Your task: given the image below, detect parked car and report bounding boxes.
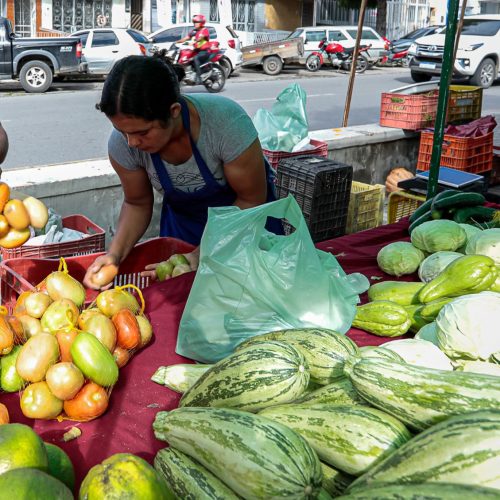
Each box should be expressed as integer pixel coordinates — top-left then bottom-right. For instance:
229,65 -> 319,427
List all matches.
391,25 -> 444,49
148,23 -> 243,77
408,14 -> 500,88
0,16 -> 87,92
287,25 -> 389,65
70,28 -> 153,76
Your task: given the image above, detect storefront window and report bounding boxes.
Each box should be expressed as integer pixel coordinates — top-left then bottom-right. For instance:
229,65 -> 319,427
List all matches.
53,0 -> 113,33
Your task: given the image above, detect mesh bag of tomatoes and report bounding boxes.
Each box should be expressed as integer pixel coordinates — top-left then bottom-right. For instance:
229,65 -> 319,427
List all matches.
3,258 -> 153,422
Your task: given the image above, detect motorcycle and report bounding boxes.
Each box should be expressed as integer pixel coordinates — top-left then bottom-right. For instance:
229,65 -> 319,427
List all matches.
385,44 -> 411,67
305,38 -> 371,73
154,41 -> 226,93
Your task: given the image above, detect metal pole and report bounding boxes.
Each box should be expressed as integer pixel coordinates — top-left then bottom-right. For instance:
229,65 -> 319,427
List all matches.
426,0 -> 461,199
342,0 -> 369,127
451,0 -> 467,76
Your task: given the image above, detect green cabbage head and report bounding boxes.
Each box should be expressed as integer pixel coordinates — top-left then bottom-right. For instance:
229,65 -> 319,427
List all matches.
436,292 -> 500,361
457,223 -> 482,253
377,242 -> 425,277
465,228 -> 500,265
418,251 -> 463,283
411,220 -> 466,252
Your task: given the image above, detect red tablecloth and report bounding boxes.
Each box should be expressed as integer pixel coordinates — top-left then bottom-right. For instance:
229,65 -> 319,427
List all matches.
2,218 -> 413,494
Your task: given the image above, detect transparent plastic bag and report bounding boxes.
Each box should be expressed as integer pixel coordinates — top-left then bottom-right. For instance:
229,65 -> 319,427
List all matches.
253,83 -> 309,152
177,196 -> 368,363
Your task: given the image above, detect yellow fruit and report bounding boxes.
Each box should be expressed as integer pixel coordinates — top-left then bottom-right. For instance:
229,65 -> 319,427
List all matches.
0,182 -> 10,213
3,199 -> 30,230
0,227 -> 30,249
22,197 -> 49,229
0,215 -> 9,238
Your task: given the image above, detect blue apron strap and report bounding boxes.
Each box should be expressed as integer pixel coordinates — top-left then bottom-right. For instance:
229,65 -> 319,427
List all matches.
180,98 -> 217,186
151,152 -> 175,195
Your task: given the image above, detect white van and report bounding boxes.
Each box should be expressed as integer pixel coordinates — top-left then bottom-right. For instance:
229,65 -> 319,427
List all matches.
287,25 -> 389,65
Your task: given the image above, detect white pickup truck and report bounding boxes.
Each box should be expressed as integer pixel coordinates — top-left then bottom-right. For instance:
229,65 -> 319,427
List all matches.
408,14 -> 500,88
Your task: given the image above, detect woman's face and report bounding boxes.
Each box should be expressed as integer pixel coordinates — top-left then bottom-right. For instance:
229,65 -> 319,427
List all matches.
110,113 -> 177,153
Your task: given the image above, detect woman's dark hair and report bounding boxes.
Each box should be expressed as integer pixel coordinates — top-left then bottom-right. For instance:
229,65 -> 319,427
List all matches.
97,54 -> 185,124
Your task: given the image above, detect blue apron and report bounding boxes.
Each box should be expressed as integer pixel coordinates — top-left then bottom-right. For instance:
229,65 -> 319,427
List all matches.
151,98 -> 282,245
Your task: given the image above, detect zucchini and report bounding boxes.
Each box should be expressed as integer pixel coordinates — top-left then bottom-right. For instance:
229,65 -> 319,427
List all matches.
408,199 -> 434,224
348,410 -> 500,492
339,482 -> 500,499
151,364 -> 212,393
345,357 -> 500,431
408,210 -> 433,234
236,328 -> 359,385
179,341 -> 310,412
433,191 -> 486,211
453,206 -> 497,224
295,377 -> 366,406
154,447 -> 239,499
153,407 -> 323,499
259,404 -> 411,476
320,462 -> 354,497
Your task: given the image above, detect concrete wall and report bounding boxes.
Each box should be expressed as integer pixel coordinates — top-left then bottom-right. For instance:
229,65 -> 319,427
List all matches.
2,124 -> 419,247
264,0 -> 302,31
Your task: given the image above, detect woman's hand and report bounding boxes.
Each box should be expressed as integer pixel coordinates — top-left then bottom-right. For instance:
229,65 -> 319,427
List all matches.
83,253 -> 120,291
140,248 -> 200,281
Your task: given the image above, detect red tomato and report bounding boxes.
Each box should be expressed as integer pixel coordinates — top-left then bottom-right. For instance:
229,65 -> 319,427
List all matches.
112,309 -> 141,350
63,382 -> 109,421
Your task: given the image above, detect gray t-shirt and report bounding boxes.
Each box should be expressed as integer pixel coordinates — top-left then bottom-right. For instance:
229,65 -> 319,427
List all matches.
108,94 -> 258,194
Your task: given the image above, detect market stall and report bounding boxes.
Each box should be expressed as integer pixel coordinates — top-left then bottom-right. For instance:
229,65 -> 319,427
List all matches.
2,218 -> 413,491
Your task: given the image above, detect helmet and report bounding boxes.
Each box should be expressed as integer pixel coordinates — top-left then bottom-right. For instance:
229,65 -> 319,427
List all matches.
192,14 -> 206,26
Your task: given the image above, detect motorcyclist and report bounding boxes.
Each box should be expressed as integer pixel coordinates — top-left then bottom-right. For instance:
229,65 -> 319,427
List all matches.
177,14 -> 210,84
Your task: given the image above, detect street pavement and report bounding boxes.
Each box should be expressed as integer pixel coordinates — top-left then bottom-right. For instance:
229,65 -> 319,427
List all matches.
1,65 -> 499,170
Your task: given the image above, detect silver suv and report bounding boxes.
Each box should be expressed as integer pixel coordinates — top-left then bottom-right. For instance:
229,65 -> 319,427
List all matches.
409,15 -> 500,88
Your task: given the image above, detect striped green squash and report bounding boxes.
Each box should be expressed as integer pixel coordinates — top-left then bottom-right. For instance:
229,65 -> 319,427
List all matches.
317,488 -> 334,499
151,364 -> 212,393
259,404 -> 411,476
179,341 -> 309,412
339,482 -> 500,499
236,328 -> 359,385
349,410 -> 500,492
359,346 -> 405,363
492,352 -> 500,364
295,378 -> 366,406
154,447 -> 239,499
345,357 -> 500,431
153,407 -> 322,499
320,462 -> 354,497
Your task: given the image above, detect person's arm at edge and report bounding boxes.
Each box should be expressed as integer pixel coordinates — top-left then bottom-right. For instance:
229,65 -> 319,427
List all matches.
107,155 -> 155,263
224,138 -> 268,209
0,123 -> 9,164
83,156 -> 154,289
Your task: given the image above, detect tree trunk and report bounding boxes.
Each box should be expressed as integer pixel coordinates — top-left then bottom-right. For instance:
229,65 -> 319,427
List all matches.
376,0 -> 387,37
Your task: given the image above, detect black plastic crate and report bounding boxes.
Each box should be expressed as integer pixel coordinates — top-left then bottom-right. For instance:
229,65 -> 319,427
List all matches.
276,155 -> 353,242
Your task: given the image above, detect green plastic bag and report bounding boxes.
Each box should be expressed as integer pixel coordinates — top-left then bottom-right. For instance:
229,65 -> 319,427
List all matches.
253,83 -> 309,152
176,196 -> 368,364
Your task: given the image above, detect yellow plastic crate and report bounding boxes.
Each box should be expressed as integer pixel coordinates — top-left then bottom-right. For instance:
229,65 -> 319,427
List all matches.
346,181 -> 385,234
447,85 -> 483,124
388,191 -> 426,224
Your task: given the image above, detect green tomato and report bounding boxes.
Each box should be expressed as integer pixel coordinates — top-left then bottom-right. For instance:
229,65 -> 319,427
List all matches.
156,261 -> 174,281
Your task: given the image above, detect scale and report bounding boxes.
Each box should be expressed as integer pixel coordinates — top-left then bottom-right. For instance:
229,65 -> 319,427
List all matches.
398,167 -> 489,196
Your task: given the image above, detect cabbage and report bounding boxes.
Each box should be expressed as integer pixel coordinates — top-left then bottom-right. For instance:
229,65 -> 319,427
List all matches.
411,220 -> 466,253
436,292 -> 500,361
465,228 -> 500,265
455,360 -> 500,376
414,322 -> 439,346
457,223 -> 482,253
418,251 -> 462,283
377,242 -> 425,277
381,338 -> 453,370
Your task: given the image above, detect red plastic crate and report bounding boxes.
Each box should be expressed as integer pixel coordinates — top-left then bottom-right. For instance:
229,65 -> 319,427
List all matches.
380,90 -> 438,130
0,214 -> 105,260
491,146 -> 500,186
263,139 -> 328,170
416,130 -> 494,174
0,237 -> 194,312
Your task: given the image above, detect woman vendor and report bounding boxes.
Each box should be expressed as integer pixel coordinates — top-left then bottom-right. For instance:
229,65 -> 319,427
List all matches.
84,55 -> 280,289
